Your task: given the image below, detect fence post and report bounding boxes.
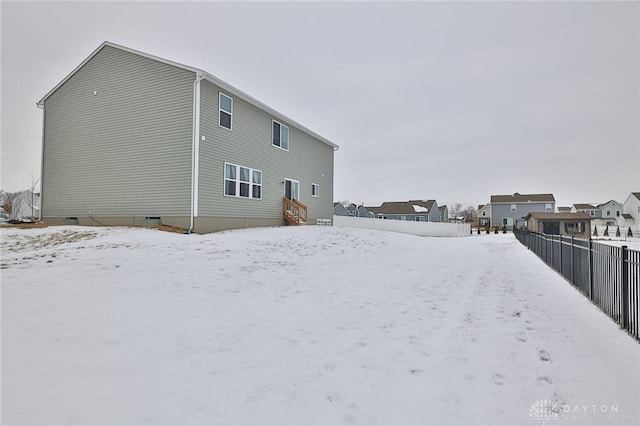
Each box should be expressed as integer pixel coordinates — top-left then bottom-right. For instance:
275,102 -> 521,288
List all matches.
588,239 -> 593,300
558,235 -> 562,274
571,236 -> 574,285
621,245 -> 629,330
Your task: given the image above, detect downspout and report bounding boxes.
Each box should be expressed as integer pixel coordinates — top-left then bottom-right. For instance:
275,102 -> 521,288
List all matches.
36,101 -> 45,221
189,72 -> 206,233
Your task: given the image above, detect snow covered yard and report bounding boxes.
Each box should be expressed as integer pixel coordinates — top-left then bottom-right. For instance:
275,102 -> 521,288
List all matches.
2,225 -> 639,425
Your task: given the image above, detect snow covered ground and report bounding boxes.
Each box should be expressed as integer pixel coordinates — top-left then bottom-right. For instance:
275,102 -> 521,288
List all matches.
2,225 -> 639,425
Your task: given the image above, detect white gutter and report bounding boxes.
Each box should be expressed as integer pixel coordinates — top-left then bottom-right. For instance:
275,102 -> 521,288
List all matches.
36,102 -> 45,221
189,72 -> 206,233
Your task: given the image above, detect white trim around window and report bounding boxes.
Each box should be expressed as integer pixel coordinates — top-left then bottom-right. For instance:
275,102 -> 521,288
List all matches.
219,92 -> 233,130
311,183 -> 319,197
224,162 -> 262,199
272,120 -> 289,151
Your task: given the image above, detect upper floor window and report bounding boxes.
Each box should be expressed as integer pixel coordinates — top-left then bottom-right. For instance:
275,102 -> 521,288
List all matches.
219,93 -> 233,130
482,211 -> 486,216
272,120 -> 289,150
545,204 -> 552,212
311,183 -> 319,197
511,204 -> 517,213
224,162 -> 261,199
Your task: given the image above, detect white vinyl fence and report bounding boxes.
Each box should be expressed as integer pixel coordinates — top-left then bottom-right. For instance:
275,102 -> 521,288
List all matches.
333,215 -> 470,237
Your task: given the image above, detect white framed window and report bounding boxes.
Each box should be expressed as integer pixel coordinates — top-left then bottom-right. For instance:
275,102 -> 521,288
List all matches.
272,120 -> 289,150
511,204 -> 517,213
311,183 -> 319,197
219,92 -> 233,130
545,204 -> 552,212
224,162 -> 261,199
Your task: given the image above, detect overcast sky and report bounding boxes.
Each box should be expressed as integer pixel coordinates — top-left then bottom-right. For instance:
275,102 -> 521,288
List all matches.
2,1 -> 638,209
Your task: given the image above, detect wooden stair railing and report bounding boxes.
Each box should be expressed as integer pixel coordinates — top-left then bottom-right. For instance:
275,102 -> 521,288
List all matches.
283,197 -> 308,225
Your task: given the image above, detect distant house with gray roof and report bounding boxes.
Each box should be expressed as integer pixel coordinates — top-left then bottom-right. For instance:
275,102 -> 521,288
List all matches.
334,203 -> 374,218
489,192 -> 555,230
570,204 -> 601,218
367,200 -> 443,222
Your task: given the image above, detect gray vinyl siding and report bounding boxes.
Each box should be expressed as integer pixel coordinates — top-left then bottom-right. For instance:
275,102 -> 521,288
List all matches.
198,80 -> 334,221
42,45 -> 195,218
491,202 -> 554,228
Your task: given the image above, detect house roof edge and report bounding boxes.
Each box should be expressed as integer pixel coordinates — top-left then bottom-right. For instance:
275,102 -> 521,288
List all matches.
37,41 -> 339,150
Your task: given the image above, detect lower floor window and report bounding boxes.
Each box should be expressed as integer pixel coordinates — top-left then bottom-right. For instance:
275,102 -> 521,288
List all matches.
224,162 -> 262,199
565,222 -> 585,234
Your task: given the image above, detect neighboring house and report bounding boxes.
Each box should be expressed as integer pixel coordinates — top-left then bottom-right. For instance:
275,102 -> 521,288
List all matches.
347,204 -> 374,218
622,192 -> 640,226
477,204 -> 491,227
489,193 -> 555,230
333,203 -> 350,217
367,200 -> 443,222
439,205 -> 449,223
525,212 -> 592,239
621,213 -> 635,228
334,203 -> 374,218
37,42 -> 337,233
596,200 -> 623,226
571,204 -> 601,218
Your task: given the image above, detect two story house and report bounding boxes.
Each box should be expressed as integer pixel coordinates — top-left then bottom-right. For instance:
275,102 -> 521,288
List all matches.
37,42 -> 337,233
570,204 -> 601,218
596,200 -> 624,226
477,204 -> 491,227
489,193 -> 555,230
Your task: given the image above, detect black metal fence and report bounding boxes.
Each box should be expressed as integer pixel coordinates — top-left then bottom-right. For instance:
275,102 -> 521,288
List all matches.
513,229 -> 640,341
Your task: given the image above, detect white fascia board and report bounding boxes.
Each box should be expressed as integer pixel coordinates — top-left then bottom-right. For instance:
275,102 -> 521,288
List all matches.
202,72 -> 338,150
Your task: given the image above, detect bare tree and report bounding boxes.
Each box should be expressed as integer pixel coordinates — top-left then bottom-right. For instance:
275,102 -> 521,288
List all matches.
0,192 -> 21,220
28,174 -> 41,219
460,205 -> 477,223
449,203 -> 477,223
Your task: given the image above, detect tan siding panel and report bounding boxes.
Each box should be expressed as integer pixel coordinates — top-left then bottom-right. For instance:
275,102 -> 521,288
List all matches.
198,80 -> 334,221
42,46 -> 195,218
